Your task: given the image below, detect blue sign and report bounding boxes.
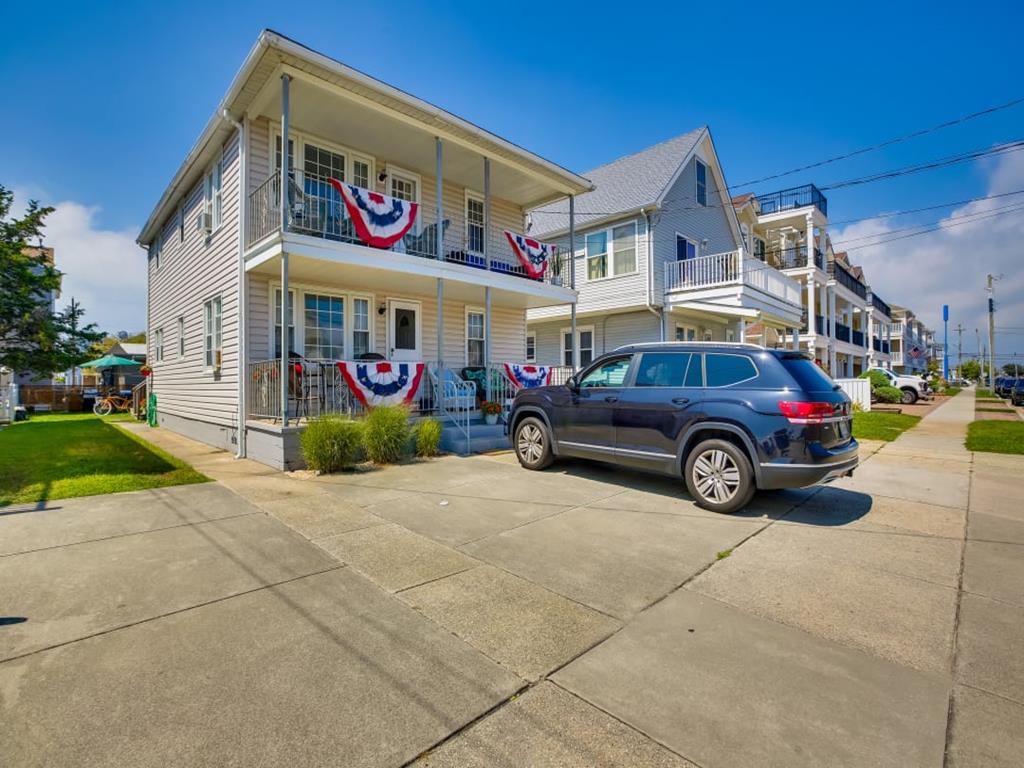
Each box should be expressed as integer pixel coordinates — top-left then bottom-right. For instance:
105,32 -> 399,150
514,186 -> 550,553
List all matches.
943,304 -> 949,322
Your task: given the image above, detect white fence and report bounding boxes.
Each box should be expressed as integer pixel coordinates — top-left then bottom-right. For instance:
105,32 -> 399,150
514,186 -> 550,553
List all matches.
835,377 -> 871,411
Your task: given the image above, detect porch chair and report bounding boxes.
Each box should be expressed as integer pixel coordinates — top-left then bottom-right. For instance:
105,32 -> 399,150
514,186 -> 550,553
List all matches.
404,219 -> 450,258
428,365 -> 476,412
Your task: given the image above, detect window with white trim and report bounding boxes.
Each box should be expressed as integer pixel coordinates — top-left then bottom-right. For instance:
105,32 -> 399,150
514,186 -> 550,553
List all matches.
177,316 -> 185,358
612,222 -> 637,275
675,325 -> 697,342
153,328 -> 164,363
525,332 -> 536,363
353,297 -> 371,358
695,159 -> 707,206
304,142 -> 345,183
563,327 -> 594,367
466,194 -> 485,253
303,293 -> 344,360
204,159 -> 223,230
203,297 -> 222,369
273,289 -> 295,359
586,231 -> 608,280
353,159 -> 370,189
466,309 -> 485,366
676,234 -> 696,261
390,173 -> 417,202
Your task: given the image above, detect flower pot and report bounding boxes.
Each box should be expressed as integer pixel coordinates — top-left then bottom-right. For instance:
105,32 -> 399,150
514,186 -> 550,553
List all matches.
484,413 -> 498,426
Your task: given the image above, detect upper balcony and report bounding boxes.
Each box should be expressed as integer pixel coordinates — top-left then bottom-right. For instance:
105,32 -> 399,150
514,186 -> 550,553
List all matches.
870,292 -> 892,319
755,184 -> 828,218
828,260 -> 868,300
764,244 -> 825,272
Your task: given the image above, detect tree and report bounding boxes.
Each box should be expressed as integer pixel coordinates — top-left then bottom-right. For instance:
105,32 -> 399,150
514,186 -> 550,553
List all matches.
1002,363 -> 1024,376
960,359 -> 981,381
927,358 -> 941,378
0,185 -> 103,376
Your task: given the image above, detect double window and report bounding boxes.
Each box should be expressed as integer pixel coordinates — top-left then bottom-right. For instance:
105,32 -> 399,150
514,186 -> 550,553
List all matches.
204,297 -> 222,369
562,326 -> 594,367
275,287 -> 372,360
466,309 -> 485,366
585,221 -> 637,280
695,159 -> 707,206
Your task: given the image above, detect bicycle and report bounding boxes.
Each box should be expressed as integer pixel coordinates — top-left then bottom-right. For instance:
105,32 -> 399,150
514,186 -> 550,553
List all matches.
93,393 -> 133,416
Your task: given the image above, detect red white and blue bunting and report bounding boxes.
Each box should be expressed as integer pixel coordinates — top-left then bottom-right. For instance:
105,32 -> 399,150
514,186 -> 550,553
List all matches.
503,362 -> 553,390
328,178 -> 419,248
337,361 -> 425,407
504,230 -> 556,279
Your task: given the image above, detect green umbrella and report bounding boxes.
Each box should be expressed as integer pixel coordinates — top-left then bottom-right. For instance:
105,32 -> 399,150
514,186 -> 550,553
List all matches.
80,354 -> 142,369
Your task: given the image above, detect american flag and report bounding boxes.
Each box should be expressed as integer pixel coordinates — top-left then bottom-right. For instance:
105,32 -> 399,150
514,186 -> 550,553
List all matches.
908,345 -> 926,360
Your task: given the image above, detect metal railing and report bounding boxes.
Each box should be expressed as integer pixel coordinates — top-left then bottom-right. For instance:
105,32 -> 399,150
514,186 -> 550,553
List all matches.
829,260 -> 868,299
765,245 -> 824,271
246,170 -> 569,287
835,322 -> 851,343
755,184 -> 828,216
870,293 -> 891,319
852,329 -> 865,347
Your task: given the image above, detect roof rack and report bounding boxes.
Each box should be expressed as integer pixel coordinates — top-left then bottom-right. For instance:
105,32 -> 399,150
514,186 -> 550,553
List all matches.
613,341 -> 766,351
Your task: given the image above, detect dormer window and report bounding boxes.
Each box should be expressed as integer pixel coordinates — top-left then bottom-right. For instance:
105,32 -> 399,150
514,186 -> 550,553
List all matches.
695,159 -> 707,206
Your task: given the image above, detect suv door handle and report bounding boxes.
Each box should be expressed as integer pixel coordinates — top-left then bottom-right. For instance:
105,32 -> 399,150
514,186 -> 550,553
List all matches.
604,396 -> 619,403
671,397 -> 690,405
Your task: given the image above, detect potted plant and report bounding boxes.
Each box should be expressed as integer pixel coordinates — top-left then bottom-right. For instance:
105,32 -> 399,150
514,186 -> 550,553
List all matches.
481,400 -> 502,426
140,364 -> 152,377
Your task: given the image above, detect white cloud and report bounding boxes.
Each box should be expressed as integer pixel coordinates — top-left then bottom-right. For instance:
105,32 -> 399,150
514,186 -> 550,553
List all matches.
832,152 -> 1024,361
40,200 -> 146,335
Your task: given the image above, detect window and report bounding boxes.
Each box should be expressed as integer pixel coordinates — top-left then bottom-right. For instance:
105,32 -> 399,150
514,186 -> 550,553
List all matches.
579,356 -> 631,388
695,159 -> 707,206
754,236 -> 766,260
304,293 -> 344,360
154,328 -> 164,363
304,142 -> 345,183
635,353 -> 692,387
151,235 -> 160,270
390,173 -> 417,202
274,136 -> 295,174
675,325 -> 697,342
562,327 -> 594,367
466,195 -> 485,253
586,231 -> 608,280
203,297 -> 222,369
466,309 -> 485,366
273,289 -> 295,359
205,159 -> 223,230
612,223 -> 637,275
177,316 -> 185,358
178,205 -> 185,243
353,297 -> 371,358
704,354 -> 758,387
685,355 -> 703,387
526,332 -> 536,363
352,159 -> 370,189
676,235 -> 696,261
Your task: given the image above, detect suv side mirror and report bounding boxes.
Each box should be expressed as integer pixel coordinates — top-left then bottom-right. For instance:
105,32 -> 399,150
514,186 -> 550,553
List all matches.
566,375 -> 578,392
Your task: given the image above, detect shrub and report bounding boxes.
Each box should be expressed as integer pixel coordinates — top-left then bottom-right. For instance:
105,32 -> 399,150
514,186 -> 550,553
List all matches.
875,386 -> 903,404
859,370 -> 890,392
415,417 -> 443,457
364,404 -> 411,464
852,400 -> 865,414
300,416 -> 364,473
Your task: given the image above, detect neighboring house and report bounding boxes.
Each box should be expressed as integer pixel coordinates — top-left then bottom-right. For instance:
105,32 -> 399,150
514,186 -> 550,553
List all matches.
889,305 -> 930,375
526,129 -> 804,366
105,341 -> 147,391
732,188 -> 894,377
137,30 -> 591,468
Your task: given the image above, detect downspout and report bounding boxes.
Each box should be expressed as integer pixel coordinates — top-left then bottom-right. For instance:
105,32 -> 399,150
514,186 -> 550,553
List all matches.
221,108 -> 247,459
641,208 -> 663,340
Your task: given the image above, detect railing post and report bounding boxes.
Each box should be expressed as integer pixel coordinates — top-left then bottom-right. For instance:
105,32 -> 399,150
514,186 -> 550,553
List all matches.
483,157 -> 490,271
569,194 -> 578,371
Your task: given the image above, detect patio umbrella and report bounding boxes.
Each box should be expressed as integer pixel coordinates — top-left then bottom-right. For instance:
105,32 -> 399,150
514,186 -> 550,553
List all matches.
79,354 -> 142,369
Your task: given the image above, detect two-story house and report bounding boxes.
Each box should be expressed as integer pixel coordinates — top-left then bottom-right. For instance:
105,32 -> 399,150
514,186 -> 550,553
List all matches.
138,31 -> 591,468
732,188 -> 894,377
525,130 -> 804,365
888,305 -> 930,375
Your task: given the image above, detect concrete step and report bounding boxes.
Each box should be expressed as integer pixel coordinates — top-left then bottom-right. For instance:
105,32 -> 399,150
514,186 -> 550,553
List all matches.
440,421 -> 510,454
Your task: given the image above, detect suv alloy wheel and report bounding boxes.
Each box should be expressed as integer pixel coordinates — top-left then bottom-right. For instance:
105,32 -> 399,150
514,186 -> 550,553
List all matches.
684,438 -> 756,514
514,416 -> 554,470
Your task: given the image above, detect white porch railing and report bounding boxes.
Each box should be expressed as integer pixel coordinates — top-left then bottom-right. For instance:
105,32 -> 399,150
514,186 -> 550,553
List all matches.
665,251 -> 801,307
835,377 -> 871,411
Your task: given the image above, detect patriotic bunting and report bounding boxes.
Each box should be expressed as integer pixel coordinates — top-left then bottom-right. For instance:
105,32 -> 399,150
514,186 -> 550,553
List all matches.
503,362 -> 553,390
504,230 -> 556,279
328,179 -> 419,248
337,361 -> 425,407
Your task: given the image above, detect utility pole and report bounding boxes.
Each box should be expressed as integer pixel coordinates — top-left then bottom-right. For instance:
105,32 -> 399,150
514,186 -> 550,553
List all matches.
942,304 -> 949,380
955,323 -> 964,376
987,274 -> 998,387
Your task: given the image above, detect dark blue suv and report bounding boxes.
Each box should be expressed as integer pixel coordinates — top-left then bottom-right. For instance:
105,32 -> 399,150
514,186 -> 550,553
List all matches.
508,343 -> 859,513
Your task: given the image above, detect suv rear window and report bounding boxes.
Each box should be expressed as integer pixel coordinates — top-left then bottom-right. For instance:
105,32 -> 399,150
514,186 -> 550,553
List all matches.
781,357 -> 836,392
705,354 -> 758,387
635,353 -> 692,387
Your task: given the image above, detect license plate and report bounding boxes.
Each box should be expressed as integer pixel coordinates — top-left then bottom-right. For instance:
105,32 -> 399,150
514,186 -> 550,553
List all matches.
838,419 -> 851,439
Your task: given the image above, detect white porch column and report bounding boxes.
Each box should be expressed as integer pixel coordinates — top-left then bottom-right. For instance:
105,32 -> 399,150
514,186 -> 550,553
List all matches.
806,277 -> 816,336
846,352 -> 854,377
569,195 -> 579,371
483,155 -> 491,401
484,286 -> 492,402
791,327 -> 799,350
805,213 -> 814,267
736,318 -> 747,343
279,73 -> 291,427
435,138 -> 444,377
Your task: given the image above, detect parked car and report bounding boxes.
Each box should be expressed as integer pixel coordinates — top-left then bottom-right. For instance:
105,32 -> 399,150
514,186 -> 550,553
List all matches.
1010,379 -> 1024,407
949,378 -> 970,388
995,377 -> 1018,398
508,343 -> 859,514
867,367 -> 929,404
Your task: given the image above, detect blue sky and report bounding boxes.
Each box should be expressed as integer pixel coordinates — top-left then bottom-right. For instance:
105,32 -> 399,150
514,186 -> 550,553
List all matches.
3,0 -> 1023,363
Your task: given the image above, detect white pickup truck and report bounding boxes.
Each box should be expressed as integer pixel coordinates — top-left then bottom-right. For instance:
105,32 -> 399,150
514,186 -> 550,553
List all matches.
868,367 -> 929,404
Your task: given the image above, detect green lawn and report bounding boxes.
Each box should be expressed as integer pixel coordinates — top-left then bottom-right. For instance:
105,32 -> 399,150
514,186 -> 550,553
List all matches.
852,411 -> 922,441
0,413 -> 209,507
966,420 -> 1024,455
976,389 -> 995,398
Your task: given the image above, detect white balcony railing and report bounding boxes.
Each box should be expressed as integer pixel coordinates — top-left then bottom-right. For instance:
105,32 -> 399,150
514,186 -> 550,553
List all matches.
665,251 -> 802,306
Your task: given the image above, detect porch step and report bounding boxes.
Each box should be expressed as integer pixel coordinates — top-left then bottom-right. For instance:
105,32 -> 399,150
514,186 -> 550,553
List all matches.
440,421 -> 510,454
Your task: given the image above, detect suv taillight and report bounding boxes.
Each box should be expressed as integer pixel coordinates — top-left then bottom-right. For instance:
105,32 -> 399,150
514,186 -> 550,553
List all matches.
778,400 -> 836,424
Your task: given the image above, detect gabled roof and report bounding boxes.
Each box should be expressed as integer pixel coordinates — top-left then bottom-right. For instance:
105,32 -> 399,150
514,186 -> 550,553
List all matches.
111,342 -> 147,357
731,192 -> 755,207
529,128 -> 705,237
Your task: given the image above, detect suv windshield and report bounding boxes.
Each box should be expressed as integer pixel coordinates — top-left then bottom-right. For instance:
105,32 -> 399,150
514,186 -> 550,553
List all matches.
781,356 -> 836,392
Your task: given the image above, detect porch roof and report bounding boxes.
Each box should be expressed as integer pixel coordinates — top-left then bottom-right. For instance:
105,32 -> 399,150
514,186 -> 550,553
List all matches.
139,30 -> 593,246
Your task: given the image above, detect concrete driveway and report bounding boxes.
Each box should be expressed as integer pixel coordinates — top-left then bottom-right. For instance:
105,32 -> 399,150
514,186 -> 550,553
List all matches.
2,390 -> 1021,766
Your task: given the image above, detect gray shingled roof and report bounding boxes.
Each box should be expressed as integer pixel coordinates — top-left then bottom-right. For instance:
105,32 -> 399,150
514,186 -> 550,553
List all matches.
529,128 -> 705,238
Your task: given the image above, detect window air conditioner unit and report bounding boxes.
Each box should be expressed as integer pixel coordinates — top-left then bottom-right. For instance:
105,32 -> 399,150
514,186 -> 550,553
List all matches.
197,211 -> 213,233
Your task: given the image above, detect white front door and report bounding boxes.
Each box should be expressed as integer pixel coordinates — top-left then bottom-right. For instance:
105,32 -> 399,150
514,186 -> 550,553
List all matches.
388,299 -> 422,361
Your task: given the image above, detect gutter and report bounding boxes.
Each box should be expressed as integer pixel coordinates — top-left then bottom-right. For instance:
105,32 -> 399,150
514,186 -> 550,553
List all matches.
641,208 -> 663,340
220,109 -> 248,459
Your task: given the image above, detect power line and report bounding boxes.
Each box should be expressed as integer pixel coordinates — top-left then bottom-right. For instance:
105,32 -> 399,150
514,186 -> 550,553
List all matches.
729,96 -> 1024,188
837,204 -> 1024,252
831,200 -> 1024,245
826,188 -> 1024,226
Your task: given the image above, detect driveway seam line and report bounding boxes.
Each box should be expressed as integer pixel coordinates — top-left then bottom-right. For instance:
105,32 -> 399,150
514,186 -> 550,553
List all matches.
955,681 -> 1024,708
0,564 -> 346,666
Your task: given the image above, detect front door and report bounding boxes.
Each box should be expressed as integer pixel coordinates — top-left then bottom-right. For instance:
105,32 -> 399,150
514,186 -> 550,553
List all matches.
388,300 -> 421,361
